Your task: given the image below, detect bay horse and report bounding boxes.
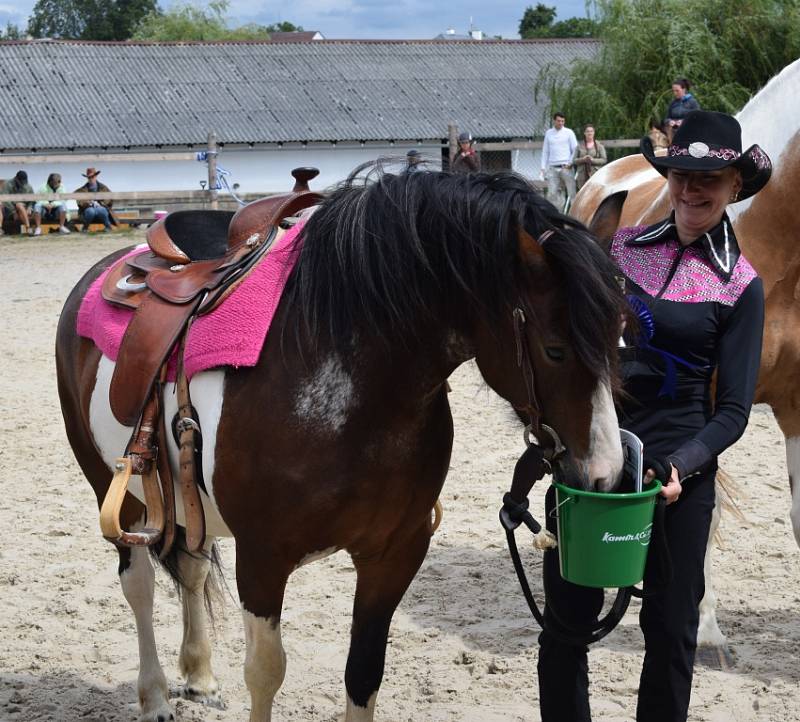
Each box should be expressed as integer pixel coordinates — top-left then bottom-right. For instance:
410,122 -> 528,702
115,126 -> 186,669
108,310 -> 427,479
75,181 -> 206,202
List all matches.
570,57 -> 800,664
56,170 -> 626,722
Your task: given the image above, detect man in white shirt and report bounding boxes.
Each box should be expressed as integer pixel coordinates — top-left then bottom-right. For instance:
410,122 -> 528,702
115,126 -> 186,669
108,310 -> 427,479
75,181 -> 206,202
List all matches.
540,112 -> 578,211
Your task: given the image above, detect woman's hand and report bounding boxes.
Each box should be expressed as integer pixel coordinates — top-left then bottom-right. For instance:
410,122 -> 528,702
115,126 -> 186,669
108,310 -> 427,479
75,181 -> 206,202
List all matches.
644,464 -> 682,504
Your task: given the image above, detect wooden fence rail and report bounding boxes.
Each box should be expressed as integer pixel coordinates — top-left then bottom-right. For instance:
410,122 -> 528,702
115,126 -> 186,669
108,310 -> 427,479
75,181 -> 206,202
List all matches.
477,139 -> 640,151
0,191 -> 214,203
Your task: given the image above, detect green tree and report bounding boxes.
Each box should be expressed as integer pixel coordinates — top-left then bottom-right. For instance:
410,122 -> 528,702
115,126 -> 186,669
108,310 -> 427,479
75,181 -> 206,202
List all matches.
28,0 -> 157,39
519,3 -> 557,37
520,3 -> 598,38
132,1 -> 301,41
265,21 -> 304,33
0,22 -> 24,39
536,0 -> 800,140
547,17 -> 598,37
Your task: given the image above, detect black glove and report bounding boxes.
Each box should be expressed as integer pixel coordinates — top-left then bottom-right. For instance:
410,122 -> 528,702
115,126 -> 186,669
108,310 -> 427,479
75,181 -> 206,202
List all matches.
643,455 -> 671,484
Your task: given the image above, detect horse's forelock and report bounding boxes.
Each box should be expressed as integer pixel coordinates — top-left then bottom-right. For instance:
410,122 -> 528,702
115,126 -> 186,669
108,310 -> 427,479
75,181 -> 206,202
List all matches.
536,225 -> 625,387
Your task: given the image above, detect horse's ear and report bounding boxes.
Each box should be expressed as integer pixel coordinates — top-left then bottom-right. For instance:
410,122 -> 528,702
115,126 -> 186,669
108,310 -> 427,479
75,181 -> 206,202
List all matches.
518,229 -> 547,267
588,191 -> 628,253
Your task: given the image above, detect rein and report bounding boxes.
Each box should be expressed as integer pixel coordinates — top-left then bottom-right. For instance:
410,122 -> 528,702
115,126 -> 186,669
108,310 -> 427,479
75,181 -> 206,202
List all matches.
500,228 -> 633,647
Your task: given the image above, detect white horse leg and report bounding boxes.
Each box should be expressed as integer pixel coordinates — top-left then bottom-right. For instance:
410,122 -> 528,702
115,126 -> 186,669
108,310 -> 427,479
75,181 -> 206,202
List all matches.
176,538 -> 223,708
697,491 -> 726,648
243,610 -> 286,722
345,693 -> 377,721
786,436 -> 800,547
119,543 -> 174,722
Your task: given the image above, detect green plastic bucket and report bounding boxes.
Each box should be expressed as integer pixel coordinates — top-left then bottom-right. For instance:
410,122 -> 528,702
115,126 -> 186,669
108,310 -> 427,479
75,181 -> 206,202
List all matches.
553,480 -> 662,588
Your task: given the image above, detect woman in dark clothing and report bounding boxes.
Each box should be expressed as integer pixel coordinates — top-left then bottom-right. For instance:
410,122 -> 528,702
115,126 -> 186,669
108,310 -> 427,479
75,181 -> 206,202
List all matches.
666,77 -> 701,138
452,131 -> 481,173
537,110 -> 771,722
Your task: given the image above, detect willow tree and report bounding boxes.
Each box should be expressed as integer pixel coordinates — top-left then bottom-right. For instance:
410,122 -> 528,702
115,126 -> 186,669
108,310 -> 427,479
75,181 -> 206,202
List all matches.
536,0 -> 800,140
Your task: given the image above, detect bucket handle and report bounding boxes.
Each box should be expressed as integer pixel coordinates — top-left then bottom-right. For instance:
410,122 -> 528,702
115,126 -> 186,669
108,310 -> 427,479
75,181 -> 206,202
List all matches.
548,494 -> 574,518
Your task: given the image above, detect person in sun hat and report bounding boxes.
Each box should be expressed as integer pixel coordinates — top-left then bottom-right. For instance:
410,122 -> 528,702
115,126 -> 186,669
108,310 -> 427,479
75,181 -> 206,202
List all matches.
537,110 -> 771,722
74,167 -> 117,232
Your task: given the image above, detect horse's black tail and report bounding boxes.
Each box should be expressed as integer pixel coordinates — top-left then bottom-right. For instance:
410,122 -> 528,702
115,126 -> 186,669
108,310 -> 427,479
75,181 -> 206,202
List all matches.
150,528 -> 229,624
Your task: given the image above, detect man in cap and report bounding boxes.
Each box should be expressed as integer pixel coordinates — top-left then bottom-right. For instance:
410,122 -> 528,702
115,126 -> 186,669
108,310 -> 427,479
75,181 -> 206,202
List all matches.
452,132 -> 481,173
405,149 -> 424,173
1,170 -> 34,235
74,167 -> 116,232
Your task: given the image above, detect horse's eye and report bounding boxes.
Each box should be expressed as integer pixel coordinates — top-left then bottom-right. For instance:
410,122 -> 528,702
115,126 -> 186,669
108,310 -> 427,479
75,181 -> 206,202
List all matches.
545,346 -> 566,362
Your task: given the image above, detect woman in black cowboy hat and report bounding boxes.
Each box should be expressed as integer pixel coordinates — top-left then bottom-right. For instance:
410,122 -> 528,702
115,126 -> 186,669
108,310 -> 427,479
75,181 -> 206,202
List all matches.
537,110 -> 771,722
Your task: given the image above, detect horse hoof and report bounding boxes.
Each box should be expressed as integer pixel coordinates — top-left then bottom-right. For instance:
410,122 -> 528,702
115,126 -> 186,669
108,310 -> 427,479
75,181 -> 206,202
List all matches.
180,685 -> 227,710
696,644 -> 734,670
139,706 -> 175,722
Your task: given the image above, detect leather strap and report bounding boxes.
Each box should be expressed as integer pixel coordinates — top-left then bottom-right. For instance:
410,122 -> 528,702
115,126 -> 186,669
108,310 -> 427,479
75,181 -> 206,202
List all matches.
110,293 -> 203,426
155,368 -> 177,559
175,328 -> 206,552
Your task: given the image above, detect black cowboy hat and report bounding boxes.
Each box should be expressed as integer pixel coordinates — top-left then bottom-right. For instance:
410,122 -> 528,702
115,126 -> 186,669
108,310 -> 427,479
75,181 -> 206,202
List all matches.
641,110 -> 772,201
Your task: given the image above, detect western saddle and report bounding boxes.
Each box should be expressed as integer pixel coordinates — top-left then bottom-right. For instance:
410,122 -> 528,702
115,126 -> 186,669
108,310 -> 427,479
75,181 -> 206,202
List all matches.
97,168 -> 323,556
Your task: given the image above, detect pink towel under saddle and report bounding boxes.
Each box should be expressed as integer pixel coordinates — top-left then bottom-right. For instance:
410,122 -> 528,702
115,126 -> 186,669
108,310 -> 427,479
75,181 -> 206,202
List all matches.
76,221 -> 304,378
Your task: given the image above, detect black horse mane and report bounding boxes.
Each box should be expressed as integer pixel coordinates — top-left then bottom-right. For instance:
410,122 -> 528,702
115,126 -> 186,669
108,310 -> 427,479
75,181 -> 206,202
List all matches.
283,169 -> 624,380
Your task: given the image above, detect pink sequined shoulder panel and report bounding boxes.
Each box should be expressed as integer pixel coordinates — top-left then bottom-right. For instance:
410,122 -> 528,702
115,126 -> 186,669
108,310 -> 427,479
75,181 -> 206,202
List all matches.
610,226 -> 757,306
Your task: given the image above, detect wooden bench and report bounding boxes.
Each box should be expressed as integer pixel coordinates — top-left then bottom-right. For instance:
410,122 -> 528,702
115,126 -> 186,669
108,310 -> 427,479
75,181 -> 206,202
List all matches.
38,210 -> 152,234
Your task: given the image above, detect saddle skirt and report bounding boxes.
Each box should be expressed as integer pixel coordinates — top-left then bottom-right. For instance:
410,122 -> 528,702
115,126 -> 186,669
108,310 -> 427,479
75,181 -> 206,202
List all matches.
77,220 -> 306,382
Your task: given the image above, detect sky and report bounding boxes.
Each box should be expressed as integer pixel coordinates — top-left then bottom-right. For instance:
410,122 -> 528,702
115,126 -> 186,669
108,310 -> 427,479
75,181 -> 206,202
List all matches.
0,0 -> 592,39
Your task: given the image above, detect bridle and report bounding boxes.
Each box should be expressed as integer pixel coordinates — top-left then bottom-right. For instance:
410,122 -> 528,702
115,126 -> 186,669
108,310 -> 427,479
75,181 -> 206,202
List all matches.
511,304 -> 566,468
500,227 -> 635,647
510,228 -> 566,468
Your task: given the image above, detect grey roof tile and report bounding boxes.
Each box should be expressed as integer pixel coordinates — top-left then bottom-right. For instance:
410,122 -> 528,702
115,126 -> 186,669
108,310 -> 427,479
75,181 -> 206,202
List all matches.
0,39 -> 597,149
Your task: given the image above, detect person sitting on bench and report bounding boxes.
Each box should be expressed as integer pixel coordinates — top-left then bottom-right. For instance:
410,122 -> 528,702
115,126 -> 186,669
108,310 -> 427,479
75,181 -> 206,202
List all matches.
75,167 -> 116,232
32,173 -> 71,236
1,170 -> 34,236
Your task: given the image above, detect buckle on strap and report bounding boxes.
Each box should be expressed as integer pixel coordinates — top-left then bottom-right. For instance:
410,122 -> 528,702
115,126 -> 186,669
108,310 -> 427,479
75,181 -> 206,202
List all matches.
175,417 -> 201,435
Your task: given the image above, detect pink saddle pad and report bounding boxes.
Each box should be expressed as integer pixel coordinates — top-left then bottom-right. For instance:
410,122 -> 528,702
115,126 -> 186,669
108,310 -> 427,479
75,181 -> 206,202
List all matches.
77,221 -> 305,379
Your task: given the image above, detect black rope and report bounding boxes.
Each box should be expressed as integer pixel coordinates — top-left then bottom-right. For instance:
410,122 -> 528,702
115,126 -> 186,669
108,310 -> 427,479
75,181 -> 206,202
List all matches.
501,505 -> 633,647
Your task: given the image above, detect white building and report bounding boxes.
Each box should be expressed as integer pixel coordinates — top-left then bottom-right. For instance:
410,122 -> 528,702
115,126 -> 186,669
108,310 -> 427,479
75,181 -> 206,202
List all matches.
0,38 -> 598,197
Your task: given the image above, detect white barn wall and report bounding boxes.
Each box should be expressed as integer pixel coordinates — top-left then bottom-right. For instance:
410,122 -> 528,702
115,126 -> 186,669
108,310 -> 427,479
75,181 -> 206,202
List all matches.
511,149 -> 543,179
9,144 -> 444,202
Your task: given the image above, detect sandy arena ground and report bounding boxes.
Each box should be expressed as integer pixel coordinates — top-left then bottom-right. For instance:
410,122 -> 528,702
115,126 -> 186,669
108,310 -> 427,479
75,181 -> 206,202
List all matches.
1,230 -> 799,721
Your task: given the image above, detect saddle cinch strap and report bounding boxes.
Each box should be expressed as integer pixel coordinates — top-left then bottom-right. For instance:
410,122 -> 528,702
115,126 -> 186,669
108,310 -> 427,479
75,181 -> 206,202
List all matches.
98,176 -> 323,553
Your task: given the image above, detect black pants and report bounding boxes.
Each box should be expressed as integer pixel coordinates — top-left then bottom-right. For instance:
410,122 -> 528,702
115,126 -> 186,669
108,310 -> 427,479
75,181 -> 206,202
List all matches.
537,474 -> 715,722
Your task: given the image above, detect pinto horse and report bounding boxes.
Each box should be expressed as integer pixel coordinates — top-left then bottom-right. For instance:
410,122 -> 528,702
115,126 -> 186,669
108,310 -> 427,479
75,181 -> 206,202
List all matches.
56,170 -> 625,722
570,58 -> 800,664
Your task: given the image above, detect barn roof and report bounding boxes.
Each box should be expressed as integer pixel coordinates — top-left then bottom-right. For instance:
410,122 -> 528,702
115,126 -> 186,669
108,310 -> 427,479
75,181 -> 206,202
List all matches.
0,39 -> 598,150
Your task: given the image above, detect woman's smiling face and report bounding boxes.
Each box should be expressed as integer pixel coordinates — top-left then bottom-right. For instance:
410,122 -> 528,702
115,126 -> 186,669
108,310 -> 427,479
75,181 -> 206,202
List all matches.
667,167 -> 742,241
